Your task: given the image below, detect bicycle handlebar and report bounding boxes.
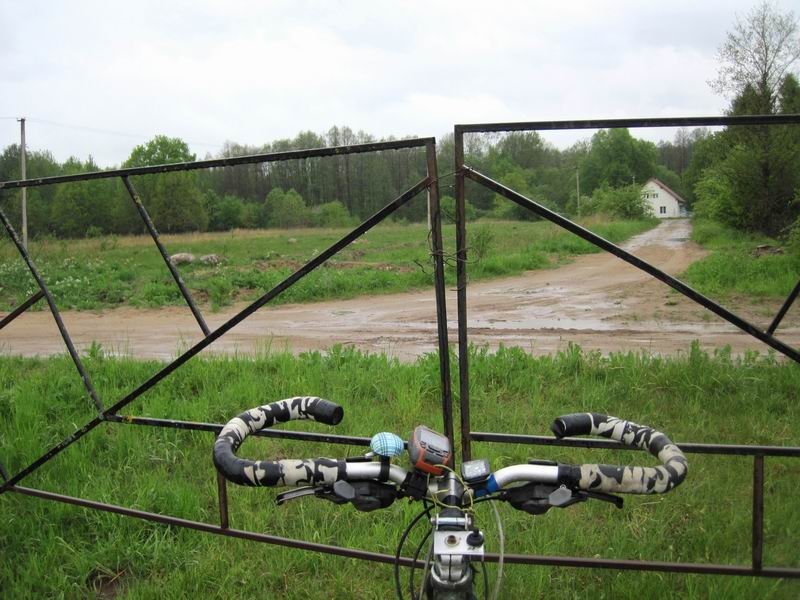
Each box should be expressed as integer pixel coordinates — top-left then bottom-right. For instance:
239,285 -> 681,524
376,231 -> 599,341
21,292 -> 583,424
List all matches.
212,397 -> 347,487
550,413 -> 688,494
214,402 -> 686,498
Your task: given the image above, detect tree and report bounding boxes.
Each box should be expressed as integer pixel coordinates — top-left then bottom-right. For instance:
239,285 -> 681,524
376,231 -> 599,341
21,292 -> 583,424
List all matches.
204,191 -> 246,231
122,136 -> 208,233
263,187 -> 310,228
581,129 -> 658,194
710,2 -> 800,112
124,135 -> 196,168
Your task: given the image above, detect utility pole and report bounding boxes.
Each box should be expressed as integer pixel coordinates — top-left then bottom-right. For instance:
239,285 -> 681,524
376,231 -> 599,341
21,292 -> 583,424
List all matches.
18,117 -> 27,249
576,166 -> 580,218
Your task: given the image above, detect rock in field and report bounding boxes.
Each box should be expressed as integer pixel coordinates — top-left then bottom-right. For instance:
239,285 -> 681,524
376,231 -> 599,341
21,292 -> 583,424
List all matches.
170,252 -> 196,265
200,254 -> 224,265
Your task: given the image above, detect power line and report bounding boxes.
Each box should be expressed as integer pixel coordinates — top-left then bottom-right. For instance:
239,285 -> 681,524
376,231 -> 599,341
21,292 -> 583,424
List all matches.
22,117 -> 224,149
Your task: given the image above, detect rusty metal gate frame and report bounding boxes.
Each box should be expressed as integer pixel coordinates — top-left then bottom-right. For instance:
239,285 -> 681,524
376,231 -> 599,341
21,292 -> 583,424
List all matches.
453,114 -> 800,579
0,115 -> 797,583
0,137 -> 456,567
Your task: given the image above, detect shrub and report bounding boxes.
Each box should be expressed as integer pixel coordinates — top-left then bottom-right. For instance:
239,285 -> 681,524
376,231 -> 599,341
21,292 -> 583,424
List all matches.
263,188 -> 311,228
312,201 -> 354,227
588,183 -> 652,219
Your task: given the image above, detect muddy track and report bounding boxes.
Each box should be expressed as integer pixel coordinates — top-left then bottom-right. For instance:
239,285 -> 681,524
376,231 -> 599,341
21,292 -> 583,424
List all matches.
1,220 -> 797,361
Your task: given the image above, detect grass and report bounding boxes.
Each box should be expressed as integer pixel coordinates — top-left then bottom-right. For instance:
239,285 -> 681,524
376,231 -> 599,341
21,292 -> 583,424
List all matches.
681,219 -> 800,299
1,344 -> 798,598
0,216 -> 658,312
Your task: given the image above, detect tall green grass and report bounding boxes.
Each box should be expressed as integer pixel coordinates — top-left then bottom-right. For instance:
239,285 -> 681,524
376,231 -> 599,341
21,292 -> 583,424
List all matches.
1,345 -> 798,598
0,217 -> 657,312
682,219 -> 800,299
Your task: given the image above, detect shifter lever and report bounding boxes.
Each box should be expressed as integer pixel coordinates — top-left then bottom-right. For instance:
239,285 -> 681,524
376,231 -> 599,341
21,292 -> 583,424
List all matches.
275,487 -> 321,505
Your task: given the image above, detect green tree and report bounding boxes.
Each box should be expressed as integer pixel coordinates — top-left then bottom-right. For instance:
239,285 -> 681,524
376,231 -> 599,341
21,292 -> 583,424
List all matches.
122,136 -> 207,233
263,187 -> 310,228
204,191 -> 245,231
581,129 -> 658,194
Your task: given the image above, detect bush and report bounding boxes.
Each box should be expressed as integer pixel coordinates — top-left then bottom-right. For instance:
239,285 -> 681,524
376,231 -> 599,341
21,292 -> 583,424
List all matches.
263,188 -> 311,228
587,183 -> 652,219
240,203 -> 264,229
205,192 -> 245,231
312,201 -> 354,227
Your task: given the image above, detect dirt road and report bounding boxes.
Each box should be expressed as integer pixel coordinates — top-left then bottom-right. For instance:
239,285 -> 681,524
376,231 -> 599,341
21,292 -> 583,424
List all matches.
1,220 -> 797,360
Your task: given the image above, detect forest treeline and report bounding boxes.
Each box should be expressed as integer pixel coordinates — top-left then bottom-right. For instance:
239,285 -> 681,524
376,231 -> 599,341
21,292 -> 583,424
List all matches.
1,75 -> 799,240
0,125 -> 686,238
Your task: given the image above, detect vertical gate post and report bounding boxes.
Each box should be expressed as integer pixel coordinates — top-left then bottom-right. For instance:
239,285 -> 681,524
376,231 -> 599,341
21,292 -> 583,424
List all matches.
752,455 -> 765,571
453,129 -> 472,461
425,141 -> 455,450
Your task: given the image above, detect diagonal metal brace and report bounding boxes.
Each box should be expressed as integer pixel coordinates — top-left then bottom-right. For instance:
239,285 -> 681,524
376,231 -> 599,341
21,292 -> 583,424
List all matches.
122,176 -> 210,336
464,167 -> 800,364
0,204 -> 105,412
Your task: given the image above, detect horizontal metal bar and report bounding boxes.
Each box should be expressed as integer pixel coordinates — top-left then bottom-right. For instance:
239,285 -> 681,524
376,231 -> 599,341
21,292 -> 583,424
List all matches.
767,279 -> 800,335
484,553 -> 799,579
0,289 -> 44,331
455,114 -> 800,134
465,168 -> 800,364
9,485 -> 797,579
0,178 -> 429,495
469,432 -> 800,457
106,414 -> 373,447
0,138 -> 433,190
8,485 -> 423,567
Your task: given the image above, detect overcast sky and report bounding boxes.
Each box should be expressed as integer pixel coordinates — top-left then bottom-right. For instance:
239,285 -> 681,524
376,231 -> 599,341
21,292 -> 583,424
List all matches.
1,0 -> 796,167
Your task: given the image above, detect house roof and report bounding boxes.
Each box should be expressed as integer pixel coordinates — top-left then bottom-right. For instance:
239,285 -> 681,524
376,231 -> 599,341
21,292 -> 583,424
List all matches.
644,178 -> 687,206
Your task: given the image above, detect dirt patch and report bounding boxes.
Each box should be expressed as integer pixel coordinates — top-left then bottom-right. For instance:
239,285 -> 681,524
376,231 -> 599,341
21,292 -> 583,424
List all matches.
1,220 -> 797,361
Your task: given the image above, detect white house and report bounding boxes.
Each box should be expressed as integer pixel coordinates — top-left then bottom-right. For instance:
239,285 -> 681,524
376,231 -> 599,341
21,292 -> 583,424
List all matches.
641,178 -> 688,218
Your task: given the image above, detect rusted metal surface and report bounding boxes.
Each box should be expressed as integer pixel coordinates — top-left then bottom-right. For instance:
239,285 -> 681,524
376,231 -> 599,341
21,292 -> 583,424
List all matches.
0,138 -> 434,191
767,280 -> 800,335
752,455 -> 765,571
216,471 -> 229,530
0,178 -> 431,495
0,290 -> 44,331
10,484 -> 798,578
106,414 -> 374,446
9,485 -> 425,567
425,140 -> 455,450
455,114 -> 800,134
454,129 -> 472,462
452,113 -> 800,581
469,432 -> 800,457
122,176 -> 210,336
463,167 -> 800,364
0,206 -> 104,413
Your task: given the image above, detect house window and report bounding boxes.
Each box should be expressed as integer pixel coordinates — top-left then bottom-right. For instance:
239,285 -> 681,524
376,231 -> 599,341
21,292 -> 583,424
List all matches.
660,206 -> 666,214
652,192 -> 659,198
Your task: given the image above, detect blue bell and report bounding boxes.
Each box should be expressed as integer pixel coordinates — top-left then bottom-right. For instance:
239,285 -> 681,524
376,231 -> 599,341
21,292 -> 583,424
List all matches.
370,432 -> 405,457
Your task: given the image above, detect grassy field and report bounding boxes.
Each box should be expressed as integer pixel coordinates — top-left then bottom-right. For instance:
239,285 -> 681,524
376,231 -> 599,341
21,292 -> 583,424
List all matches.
681,219 -> 800,299
1,345 -> 798,598
0,217 -> 657,312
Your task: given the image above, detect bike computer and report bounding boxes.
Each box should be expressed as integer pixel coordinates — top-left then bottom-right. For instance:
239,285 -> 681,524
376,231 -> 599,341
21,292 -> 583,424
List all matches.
408,426 -> 452,475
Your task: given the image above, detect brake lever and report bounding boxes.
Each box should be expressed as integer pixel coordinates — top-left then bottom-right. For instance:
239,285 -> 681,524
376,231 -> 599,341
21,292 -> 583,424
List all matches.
581,490 -> 624,509
275,485 -> 348,506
